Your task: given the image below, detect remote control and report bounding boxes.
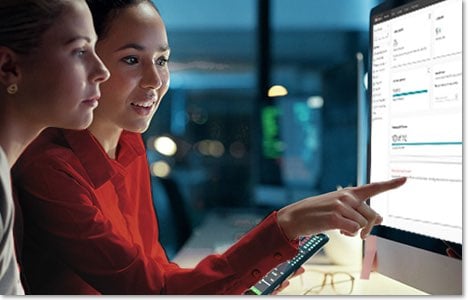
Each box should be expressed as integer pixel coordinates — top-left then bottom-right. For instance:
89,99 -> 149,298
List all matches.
246,233 -> 329,295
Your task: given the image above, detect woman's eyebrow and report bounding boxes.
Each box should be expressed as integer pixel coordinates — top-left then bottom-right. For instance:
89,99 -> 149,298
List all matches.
116,43 -> 144,52
115,43 -> 171,53
65,36 -> 92,45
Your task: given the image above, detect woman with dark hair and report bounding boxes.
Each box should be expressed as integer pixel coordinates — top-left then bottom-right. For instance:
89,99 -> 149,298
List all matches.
0,0 -> 109,294
13,0 -> 406,295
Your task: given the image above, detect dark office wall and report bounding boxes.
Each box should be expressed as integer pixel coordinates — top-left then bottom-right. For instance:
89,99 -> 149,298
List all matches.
320,61 -> 359,192
144,1 -> 376,255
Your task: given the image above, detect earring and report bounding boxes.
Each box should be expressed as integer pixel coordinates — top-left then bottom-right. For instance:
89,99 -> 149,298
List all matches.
7,84 -> 18,95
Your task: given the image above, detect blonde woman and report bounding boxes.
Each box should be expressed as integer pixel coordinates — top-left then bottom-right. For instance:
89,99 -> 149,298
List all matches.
0,0 -> 109,294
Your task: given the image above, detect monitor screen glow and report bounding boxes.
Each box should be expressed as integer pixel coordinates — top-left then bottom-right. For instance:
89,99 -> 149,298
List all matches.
369,0 -> 462,245
366,0 -> 463,294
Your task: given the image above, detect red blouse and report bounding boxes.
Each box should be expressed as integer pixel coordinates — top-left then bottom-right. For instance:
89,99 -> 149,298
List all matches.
12,128 -> 298,295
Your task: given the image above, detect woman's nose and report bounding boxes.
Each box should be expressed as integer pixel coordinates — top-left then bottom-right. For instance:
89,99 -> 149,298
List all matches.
92,54 -> 110,84
141,64 -> 163,90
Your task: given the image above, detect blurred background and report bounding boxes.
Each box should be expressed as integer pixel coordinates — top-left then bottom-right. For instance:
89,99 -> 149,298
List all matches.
145,0 -> 385,258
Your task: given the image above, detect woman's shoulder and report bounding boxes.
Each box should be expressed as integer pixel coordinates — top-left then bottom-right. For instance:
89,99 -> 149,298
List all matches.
13,128 -> 80,175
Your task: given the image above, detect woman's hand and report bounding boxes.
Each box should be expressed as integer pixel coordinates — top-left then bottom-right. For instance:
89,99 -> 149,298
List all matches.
271,267 -> 305,295
277,177 -> 407,240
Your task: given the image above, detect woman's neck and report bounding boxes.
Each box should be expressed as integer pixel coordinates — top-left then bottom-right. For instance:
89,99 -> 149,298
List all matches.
0,108 -> 43,167
87,122 -> 123,160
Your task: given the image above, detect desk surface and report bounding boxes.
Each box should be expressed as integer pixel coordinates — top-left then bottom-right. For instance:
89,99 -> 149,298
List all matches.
173,210 -> 427,295
279,264 -> 427,295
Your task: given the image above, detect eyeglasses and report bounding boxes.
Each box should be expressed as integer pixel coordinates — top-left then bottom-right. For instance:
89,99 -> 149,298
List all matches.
300,269 -> 355,295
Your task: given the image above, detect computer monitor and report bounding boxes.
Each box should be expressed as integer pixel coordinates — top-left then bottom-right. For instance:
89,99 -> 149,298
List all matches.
367,0 -> 462,294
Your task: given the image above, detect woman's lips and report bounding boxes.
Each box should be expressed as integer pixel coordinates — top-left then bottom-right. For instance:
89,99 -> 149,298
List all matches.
82,97 -> 99,108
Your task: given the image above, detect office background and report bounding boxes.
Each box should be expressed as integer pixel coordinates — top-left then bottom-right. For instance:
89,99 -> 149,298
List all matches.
143,0 -> 385,258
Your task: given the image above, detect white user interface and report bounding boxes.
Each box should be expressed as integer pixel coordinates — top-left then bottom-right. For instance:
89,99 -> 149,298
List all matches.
370,0 -> 462,244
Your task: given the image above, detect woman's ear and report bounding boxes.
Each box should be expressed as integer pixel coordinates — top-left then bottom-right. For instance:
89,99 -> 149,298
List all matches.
0,46 -> 21,87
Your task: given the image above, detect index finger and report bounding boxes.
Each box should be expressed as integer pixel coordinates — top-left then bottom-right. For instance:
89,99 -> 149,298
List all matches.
352,177 -> 407,200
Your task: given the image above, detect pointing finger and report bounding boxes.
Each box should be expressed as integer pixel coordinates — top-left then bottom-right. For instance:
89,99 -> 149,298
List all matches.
352,177 -> 407,201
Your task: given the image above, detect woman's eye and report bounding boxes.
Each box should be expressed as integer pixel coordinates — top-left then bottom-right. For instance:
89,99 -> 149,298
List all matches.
156,57 -> 169,67
73,49 -> 86,57
123,56 -> 139,65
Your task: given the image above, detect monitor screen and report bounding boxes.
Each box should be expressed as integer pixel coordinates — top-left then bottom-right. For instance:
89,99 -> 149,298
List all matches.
367,0 -> 462,294
369,0 -> 462,247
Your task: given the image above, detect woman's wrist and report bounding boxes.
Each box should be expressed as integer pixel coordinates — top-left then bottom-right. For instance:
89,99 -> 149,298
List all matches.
277,207 -> 297,241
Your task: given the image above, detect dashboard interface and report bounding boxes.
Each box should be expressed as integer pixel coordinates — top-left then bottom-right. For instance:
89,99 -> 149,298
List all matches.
369,0 -> 462,244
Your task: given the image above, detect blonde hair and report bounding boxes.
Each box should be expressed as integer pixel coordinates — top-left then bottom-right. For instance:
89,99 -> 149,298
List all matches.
0,0 -> 70,54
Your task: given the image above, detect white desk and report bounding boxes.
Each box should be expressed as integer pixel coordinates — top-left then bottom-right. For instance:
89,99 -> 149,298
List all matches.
173,209 -> 265,267
279,264 -> 427,295
173,210 -> 427,295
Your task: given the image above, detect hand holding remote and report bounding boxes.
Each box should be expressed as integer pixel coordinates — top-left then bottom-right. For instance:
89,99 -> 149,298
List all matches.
270,267 -> 305,295
247,234 -> 329,295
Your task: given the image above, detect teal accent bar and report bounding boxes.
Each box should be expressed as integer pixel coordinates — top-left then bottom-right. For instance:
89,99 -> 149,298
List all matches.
392,142 -> 462,146
393,89 -> 428,97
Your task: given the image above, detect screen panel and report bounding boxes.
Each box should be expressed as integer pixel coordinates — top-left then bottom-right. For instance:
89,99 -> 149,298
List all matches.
368,0 -> 462,247
366,0 -> 463,294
